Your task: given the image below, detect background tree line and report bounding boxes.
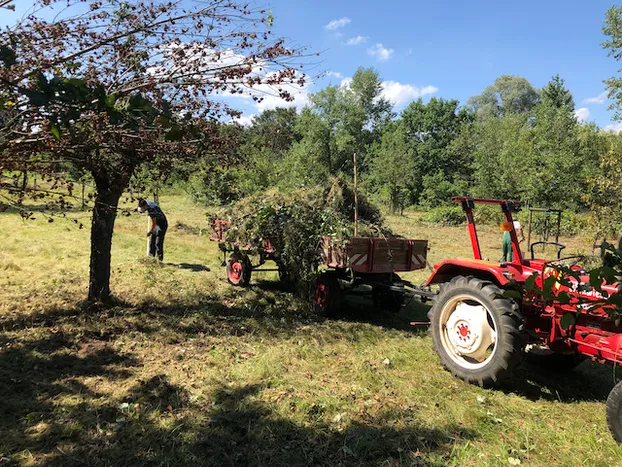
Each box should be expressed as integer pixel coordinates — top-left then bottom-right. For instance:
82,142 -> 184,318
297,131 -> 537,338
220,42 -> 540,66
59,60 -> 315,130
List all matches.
5,1 -> 622,302
183,69 -> 622,241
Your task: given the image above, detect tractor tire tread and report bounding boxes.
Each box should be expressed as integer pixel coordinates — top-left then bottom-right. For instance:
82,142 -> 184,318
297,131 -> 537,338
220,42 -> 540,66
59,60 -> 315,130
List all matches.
607,381 -> 622,444
428,276 -> 526,387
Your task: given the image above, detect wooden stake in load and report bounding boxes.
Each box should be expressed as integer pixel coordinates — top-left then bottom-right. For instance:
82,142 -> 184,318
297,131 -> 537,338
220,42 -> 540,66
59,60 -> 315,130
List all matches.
353,152 -> 358,237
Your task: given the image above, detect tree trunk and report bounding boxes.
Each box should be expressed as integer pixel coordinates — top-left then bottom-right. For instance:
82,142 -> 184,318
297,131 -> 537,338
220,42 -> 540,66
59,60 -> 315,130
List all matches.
390,189 -> 398,215
87,175 -> 126,303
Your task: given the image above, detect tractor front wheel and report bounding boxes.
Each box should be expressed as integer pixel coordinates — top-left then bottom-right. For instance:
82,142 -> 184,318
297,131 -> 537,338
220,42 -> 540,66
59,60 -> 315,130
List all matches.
429,276 -> 526,387
607,380 -> 622,443
226,252 -> 252,287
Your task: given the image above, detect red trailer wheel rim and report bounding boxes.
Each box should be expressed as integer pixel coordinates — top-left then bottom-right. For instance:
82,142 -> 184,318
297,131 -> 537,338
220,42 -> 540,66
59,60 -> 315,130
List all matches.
228,260 -> 243,284
315,280 -> 330,310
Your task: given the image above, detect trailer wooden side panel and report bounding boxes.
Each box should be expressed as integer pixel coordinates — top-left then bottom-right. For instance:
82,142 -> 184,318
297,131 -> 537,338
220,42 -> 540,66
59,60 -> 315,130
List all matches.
321,237 -> 428,273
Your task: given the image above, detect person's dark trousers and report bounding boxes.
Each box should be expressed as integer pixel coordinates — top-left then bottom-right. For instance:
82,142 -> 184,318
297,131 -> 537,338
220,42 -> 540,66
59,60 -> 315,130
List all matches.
148,225 -> 167,261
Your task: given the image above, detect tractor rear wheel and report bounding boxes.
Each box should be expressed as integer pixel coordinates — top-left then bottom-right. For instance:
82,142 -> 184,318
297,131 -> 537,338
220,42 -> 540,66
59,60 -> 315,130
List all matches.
607,380 -> 622,443
429,276 -> 526,387
226,252 -> 252,287
313,273 -> 342,316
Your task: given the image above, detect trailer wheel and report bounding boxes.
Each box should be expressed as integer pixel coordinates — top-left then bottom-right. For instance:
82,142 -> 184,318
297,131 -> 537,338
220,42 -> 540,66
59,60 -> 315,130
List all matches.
276,258 -> 290,284
314,273 -> 341,316
226,252 -> 251,287
428,276 -> 525,387
608,380 -> 622,443
371,273 -> 405,312
372,287 -> 404,312
525,345 -> 585,372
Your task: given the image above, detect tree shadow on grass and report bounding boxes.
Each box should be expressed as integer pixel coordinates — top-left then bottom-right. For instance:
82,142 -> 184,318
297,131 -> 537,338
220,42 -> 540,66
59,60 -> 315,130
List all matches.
329,292 -> 432,335
36,379 -> 475,466
250,279 -> 432,334
163,262 -> 211,272
0,287 -> 474,465
0,332 -> 139,465
505,359 -> 616,403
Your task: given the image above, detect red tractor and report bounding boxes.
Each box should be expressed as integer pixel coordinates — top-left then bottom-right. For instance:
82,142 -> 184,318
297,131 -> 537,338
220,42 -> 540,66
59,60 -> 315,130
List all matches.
426,197 -> 622,442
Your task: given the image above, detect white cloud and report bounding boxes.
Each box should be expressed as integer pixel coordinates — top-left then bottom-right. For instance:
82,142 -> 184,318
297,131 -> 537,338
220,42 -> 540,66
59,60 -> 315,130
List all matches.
231,114 -> 255,126
574,107 -> 590,123
324,17 -> 350,31
583,91 -> 608,105
381,81 -> 438,107
346,35 -> 367,46
605,122 -> 622,133
339,77 -> 438,108
367,43 -> 394,61
326,71 -> 343,79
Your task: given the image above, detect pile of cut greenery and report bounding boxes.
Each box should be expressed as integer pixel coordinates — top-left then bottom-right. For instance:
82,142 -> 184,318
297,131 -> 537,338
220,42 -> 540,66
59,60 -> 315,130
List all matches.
208,177 -> 394,292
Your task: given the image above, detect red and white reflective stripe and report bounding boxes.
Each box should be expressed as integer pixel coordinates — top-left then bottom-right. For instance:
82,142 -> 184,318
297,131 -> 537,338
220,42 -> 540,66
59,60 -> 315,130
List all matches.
411,254 -> 426,266
349,253 -> 368,266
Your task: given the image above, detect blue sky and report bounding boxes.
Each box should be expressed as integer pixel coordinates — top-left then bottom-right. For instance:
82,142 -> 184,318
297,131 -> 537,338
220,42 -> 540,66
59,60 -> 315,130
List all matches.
253,0 -> 619,128
2,1 -> 619,128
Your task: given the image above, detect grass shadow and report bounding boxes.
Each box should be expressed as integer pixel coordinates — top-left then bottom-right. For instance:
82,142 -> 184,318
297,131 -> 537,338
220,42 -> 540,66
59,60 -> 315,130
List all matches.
163,262 -> 211,272
505,359 -> 616,403
33,379 -> 476,466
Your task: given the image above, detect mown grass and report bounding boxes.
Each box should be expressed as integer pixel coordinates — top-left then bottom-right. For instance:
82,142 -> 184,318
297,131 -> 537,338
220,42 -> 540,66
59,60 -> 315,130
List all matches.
1,193 -> 621,466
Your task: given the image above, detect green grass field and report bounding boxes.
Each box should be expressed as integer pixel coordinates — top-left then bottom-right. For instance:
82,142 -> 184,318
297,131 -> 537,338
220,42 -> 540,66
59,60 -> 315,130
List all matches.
1,194 -> 621,466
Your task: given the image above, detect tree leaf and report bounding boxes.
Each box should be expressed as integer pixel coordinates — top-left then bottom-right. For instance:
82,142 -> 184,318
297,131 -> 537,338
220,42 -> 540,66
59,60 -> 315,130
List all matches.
50,123 -> 61,140
560,313 -> 575,330
503,289 -> 522,300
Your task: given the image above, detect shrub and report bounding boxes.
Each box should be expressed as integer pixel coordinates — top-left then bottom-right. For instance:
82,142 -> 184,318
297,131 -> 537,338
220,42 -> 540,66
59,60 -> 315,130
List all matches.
185,166 -> 240,206
473,205 -> 505,226
514,210 -> 590,238
418,172 -> 469,209
421,206 -> 465,226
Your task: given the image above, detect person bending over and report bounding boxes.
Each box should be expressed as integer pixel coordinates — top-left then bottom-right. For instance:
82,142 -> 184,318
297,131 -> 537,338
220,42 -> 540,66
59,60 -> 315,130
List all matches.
138,198 -> 168,261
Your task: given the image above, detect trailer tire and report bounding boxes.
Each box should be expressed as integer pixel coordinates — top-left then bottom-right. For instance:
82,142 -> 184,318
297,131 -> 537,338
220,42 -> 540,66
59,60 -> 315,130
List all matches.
226,252 -> 252,287
313,273 -> 342,316
372,274 -> 405,312
276,258 -> 290,285
607,380 -> 622,443
428,276 -> 525,387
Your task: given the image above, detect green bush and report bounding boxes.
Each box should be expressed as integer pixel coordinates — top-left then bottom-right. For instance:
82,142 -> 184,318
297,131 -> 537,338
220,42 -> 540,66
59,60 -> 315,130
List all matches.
421,206 -> 465,226
418,172 -> 469,209
473,205 -> 505,226
185,166 -> 240,206
513,210 -> 590,238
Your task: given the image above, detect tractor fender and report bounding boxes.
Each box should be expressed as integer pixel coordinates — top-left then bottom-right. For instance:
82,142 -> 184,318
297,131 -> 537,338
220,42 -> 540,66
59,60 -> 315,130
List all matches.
425,259 -> 511,288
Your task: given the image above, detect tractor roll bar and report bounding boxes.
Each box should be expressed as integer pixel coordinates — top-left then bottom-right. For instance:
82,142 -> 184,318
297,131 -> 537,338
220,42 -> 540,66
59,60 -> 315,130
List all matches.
451,197 -> 521,209
451,197 -> 523,264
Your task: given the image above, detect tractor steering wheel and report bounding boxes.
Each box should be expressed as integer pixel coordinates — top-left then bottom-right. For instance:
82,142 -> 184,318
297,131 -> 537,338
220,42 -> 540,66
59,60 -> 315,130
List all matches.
547,255 -> 585,269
